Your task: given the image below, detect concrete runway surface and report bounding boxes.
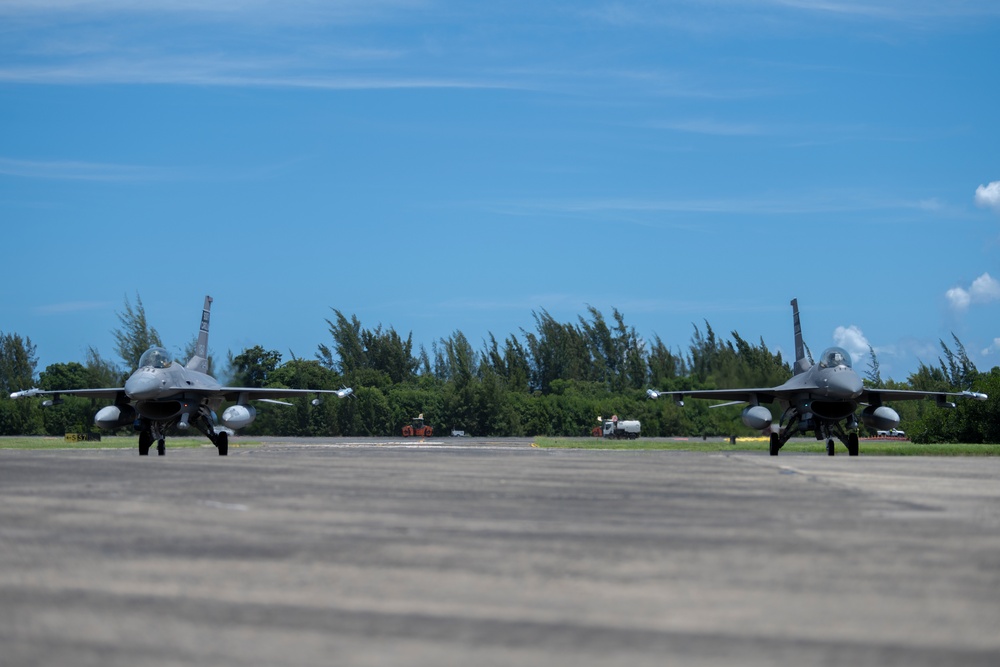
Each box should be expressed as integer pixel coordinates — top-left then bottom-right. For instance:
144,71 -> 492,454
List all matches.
1,438 -> 999,666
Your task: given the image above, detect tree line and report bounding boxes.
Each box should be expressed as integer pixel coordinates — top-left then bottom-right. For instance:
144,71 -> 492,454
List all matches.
2,295 -> 998,443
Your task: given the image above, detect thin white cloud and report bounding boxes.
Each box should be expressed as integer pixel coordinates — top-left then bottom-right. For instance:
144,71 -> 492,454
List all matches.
832,324 -> 870,365
981,337 -> 1000,356
491,190 -> 944,219
946,272 -> 1000,311
0,0 -> 427,21
584,0 -> 1000,30
0,52 -> 528,90
768,0 -> 1000,21
0,157 -> 163,181
650,118 -> 766,136
975,181 -> 1000,212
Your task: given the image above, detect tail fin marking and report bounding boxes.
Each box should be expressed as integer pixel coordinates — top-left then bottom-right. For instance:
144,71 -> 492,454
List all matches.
186,295 -> 213,373
791,298 -> 810,375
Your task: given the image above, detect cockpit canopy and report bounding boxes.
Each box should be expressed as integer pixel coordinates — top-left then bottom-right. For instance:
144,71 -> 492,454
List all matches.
818,347 -> 852,369
138,347 -> 172,369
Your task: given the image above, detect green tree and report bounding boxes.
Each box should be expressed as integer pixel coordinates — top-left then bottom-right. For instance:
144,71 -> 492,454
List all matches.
320,310 -> 419,385
0,331 -> 42,435
230,346 -> 283,387
865,344 -> 882,388
906,337 -> 988,443
523,309 -> 591,393
85,346 -> 124,387
269,358 -> 339,390
38,362 -> 92,390
0,331 -> 38,394
113,293 -> 162,370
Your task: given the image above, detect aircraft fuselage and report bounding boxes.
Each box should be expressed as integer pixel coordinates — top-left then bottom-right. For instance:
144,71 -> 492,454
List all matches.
776,361 -> 864,422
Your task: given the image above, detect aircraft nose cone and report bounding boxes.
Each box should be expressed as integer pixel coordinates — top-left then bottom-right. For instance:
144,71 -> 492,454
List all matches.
827,370 -> 863,399
125,371 -> 162,400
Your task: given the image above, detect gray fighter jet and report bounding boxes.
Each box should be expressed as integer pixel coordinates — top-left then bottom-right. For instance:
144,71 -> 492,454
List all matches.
10,296 -> 353,456
647,299 -> 987,456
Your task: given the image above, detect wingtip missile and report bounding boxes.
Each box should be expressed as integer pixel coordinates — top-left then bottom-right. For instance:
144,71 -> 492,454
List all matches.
9,388 -> 41,399
962,390 -> 989,401
646,388 -> 683,406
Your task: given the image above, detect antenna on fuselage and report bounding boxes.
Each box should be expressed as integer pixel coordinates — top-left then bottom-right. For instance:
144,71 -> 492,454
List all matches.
185,295 -> 212,374
791,298 -> 810,375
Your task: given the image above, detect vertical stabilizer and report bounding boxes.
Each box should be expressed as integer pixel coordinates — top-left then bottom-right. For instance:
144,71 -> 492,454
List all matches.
186,295 -> 212,373
791,298 -> 810,375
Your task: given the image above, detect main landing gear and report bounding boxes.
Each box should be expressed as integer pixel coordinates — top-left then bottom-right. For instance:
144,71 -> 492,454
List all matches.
769,424 -> 859,457
138,429 -> 167,456
214,431 -> 229,456
136,410 -> 229,456
824,430 -> 859,457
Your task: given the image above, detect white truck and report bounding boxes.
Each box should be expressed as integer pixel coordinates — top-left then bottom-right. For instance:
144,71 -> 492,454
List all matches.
597,416 -> 641,440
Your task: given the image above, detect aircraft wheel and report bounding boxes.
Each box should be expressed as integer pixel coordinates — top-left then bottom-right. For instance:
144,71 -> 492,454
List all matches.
217,431 -> 229,456
769,433 -> 780,456
138,431 -> 152,456
847,433 -> 859,457
826,439 -> 835,456
157,439 -> 166,456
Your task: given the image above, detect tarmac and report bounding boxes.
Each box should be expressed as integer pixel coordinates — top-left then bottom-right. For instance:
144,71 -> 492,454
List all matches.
2,437 -> 999,666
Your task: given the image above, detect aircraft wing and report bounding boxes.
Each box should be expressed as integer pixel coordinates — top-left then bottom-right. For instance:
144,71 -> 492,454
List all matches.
11,386 -> 354,402
648,386 -> 988,405
861,388 -> 988,404
217,386 -> 354,402
9,387 -> 125,401
646,387 -> 780,405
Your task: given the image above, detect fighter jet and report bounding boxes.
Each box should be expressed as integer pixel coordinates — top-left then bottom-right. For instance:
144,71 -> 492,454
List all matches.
647,299 -> 988,456
10,296 -> 353,456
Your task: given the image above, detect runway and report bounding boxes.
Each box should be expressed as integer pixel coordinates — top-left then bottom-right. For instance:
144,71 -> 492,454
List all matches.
2,439 -> 999,666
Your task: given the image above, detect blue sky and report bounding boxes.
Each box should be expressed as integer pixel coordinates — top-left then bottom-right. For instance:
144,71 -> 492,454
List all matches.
2,1 -> 999,383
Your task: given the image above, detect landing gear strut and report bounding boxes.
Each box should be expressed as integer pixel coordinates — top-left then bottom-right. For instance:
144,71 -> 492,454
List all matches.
138,430 -> 153,456
847,432 -> 859,457
215,431 -> 228,456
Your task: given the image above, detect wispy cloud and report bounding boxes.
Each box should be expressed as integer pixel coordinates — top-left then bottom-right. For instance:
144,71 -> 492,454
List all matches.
649,118 -> 766,137
0,157 -> 165,181
0,0 -> 428,21
490,191 -> 946,219
767,0 -> 1000,22
0,66 -> 527,91
584,0 -> 1000,30
0,1 -> 529,90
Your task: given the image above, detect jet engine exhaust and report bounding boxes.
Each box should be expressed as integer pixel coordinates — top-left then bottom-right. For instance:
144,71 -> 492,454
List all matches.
810,401 -> 858,420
